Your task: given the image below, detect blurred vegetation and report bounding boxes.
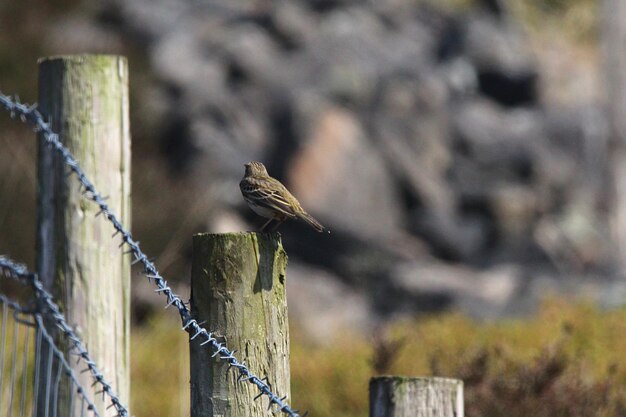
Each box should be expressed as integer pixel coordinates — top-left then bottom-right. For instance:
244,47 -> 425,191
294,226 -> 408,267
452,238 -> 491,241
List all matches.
428,0 -> 597,44
510,0 -> 598,44
5,298 -> 625,416
131,299 -> 626,417
131,314 -> 190,417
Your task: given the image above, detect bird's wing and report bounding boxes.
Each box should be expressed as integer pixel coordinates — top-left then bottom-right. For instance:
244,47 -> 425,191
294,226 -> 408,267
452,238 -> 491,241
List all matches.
240,178 -> 298,217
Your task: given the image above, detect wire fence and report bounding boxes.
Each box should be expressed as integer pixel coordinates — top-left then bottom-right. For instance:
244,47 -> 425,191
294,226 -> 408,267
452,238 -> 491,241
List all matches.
0,268 -> 103,417
0,256 -> 127,417
0,92 -> 304,417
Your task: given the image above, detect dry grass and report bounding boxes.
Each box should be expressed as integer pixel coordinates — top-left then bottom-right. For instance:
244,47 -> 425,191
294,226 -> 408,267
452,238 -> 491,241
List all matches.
130,299 -> 626,417
130,314 -> 190,417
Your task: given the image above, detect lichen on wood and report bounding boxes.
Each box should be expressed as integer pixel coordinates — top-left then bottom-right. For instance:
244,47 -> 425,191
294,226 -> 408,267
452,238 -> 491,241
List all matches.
36,54 -> 131,417
190,232 -> 290,417
370,376 -> 464,417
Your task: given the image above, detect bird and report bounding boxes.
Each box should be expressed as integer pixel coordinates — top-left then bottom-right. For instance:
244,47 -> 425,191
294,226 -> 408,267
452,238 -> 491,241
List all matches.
239,161 -> 329,233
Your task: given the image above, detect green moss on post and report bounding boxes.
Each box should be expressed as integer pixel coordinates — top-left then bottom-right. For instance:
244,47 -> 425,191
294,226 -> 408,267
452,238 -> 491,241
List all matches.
36,55 -> 131,417
190,232 -> 290,417
370,376 -> 464,417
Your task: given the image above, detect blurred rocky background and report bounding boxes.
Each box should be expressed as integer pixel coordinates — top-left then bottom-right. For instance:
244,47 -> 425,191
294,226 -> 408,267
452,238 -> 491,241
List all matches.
1,0 -> 622,339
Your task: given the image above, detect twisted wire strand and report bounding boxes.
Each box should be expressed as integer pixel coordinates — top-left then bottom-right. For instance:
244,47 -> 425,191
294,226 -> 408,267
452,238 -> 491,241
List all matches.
0,293 -> 102,417
0,293 -> 33,315
0,257 -> 129,417
0,93 -> 304,417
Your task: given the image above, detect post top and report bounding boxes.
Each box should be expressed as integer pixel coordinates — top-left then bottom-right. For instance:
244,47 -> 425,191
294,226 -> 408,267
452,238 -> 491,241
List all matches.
192,231 -> 285,251
38,54 -> 127,65
193,231 -> 280,239
371,376 -> 463,386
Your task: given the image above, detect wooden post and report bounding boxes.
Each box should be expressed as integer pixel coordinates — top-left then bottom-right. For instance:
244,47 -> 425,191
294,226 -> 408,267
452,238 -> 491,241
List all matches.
602,0 -> 626,274
190,232 -> 290,417
370,376 -> 464,417
36,55 -> 131,417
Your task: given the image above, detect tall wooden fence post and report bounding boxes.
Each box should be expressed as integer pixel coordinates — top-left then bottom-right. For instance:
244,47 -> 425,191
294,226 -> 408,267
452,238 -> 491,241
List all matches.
36,55 -> 131,417
370,376 -> 464,417
190,232 -> 290,417
602,0 -> 626,274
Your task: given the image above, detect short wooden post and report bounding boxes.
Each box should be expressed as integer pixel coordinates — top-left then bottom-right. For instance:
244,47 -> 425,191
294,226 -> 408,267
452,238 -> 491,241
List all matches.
190,232 -> 290,417
36,55 -> 131,417
370,376 -> 464,417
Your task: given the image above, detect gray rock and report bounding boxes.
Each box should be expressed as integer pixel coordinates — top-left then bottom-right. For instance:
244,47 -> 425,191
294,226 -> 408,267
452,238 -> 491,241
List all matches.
463,12 -> 538,106
393,262 -> 523,318
92,0 -> 618,328
286,106 -> 403,238
287,263 -> 374,342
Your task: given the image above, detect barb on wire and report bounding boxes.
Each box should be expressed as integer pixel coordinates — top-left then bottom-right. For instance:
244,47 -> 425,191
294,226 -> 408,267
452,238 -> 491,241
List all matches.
0,256 -> 129,417
0,92 -> 303,417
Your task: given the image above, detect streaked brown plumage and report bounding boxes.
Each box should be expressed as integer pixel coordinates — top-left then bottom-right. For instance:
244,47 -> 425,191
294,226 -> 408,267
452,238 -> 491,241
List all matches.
239,161 -> 328,233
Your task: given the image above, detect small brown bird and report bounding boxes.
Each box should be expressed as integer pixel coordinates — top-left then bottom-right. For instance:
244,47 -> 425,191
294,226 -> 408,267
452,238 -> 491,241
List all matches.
240,161 -> 328,233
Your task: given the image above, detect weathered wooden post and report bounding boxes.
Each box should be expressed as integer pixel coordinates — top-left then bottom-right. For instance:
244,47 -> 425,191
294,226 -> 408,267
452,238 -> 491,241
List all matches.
36,55 -> 131,417
190,232 -> 290,417
370,376 -> 464,417
602,0 -> 626,274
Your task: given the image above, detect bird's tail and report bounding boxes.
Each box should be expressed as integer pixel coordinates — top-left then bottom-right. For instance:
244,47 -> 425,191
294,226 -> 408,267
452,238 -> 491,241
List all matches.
297,211 -> 329,233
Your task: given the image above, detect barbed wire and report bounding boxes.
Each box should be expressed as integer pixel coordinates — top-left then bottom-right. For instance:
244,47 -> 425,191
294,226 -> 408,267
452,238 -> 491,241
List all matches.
0,92 -> 305,417
0,292 -> 33,315
0,256 -> 129,417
